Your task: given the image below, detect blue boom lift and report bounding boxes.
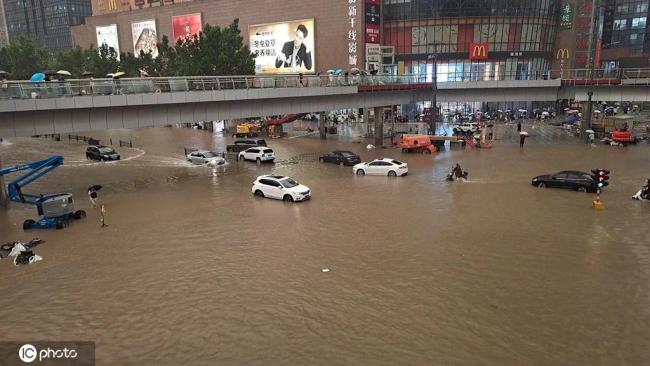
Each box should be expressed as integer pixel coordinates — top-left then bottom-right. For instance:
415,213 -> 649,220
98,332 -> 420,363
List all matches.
0,155 -> 86,230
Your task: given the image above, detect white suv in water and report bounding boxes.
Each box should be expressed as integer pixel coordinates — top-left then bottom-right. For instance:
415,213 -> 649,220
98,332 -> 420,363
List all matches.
239,147 -> 275,164
252,175 -> 311,202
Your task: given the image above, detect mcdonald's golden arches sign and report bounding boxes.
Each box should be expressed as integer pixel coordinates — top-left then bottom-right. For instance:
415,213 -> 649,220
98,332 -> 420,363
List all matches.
469,43 -> 488,60
556,48 -> 570,60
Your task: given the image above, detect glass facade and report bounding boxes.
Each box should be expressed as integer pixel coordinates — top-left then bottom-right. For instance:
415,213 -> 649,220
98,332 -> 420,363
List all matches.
602,0 -> 649,55
4,0 -> 92,53
383,0 -> 560,80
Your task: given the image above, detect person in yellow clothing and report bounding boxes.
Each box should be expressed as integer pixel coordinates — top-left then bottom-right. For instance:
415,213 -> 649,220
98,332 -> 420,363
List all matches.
100,205 -> 107,228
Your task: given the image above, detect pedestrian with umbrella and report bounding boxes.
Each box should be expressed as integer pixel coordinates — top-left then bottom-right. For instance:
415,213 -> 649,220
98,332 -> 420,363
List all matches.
0,71 -> 9,91
519,131 -> 529,148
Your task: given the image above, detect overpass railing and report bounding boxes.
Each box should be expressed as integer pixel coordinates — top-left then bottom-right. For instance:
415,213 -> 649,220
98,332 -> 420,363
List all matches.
1,68 -> 649,100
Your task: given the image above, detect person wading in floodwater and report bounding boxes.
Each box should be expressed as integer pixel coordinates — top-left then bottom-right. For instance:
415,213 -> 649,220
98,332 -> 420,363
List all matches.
88,187 -> 98,207
520,134 -> 527,148
100,205 -> 107,228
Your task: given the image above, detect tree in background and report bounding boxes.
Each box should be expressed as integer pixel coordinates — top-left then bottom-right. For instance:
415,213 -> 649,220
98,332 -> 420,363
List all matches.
0,37 -> 51,80
0,19 -> 255,79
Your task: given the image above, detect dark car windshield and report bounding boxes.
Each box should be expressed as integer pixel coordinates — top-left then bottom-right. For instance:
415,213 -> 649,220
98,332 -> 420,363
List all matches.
203,152 -> 218,158
340,151 -> 356,157
391,160 -> 404,165
279,178 -> 299,188
99,148 -> 115,154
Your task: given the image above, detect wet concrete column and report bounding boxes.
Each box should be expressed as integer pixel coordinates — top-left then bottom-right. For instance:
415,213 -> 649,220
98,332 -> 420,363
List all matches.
0,156 -> 7,208
319,112 -> 326,140
374,106 -> 384,147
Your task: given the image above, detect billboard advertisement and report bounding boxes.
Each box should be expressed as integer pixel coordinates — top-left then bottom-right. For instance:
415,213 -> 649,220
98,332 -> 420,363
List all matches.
96,24 -> 120,59
131,19 -> 158,58
172,13 -> 202,43
249,19 -> 315,74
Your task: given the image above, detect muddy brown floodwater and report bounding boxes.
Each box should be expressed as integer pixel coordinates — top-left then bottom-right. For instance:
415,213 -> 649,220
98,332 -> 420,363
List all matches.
1,126 -> 650,366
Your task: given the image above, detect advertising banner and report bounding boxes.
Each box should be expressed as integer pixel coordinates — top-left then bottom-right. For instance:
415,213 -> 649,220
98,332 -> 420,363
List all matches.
365,2 -> 380,24
172,13 -> 202,42
560,1 -> 574,29
96,24 -> 120,59
365,23 -> 380,43
249,19 -> 315,74
131,19 -> 158,57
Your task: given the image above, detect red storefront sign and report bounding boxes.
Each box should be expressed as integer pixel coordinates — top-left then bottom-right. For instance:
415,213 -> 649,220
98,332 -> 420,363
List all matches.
469,43 -> 489,60
365,24 -> 380,43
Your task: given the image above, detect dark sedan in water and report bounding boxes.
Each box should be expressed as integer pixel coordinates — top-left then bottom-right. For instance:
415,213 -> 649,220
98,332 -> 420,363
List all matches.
319,151 -> 361,166
531,171 -> 598,193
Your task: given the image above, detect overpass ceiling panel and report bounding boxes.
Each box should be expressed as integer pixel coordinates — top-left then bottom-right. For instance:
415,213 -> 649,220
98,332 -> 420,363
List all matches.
171,92 -> 187,104
72,110 -> 91,132
54,98 -> 74,110
246,89 -> 260,100
141,94 -> 156,105
127,94 -> 144,106
197,91 -> 214,102
122,107 -> 141,128
181,105 -> 195,123
0,101 -> 14,113
205,103 -> 220,121
193,104 -> 207,123
14,99 -> 36,112
53,111 -> 73,133
186,92 -> 200,103
156,93 -> 173,105
107,109 -> 124,130
0,114 -> 15,137
110,95 -> 127,106
93,96 -> 110,108
74,96 -> 93,108
167,105 -> 182,124
31,111 -> 53,132
151,106 -> 169,125
89,109 -> 108,131
135,107 -> 152,128
13,112 -> 35,137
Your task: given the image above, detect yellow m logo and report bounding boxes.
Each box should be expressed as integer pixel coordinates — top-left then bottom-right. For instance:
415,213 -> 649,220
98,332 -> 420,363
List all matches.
472,45 -> 486,58
556,48 -> 570,60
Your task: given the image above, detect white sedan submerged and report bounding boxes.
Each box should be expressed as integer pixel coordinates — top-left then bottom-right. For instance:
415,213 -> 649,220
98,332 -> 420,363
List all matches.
186,150 -> 226,166
353,158 -> 408,176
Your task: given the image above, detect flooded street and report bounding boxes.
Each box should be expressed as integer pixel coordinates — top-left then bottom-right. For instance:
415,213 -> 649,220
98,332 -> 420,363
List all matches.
1,126 -> 650,365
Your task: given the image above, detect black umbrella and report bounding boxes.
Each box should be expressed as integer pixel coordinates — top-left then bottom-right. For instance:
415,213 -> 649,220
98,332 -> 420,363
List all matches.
88,185 -> 102,192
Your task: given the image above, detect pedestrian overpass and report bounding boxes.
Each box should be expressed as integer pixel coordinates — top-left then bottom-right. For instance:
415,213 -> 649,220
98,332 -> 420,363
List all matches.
1,69 -> 650,138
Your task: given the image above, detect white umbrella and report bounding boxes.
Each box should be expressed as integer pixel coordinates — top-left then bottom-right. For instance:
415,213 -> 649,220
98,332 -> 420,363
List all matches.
518,109 -> 527,113
56,70 -> 72,76
519,131 -> 529,136
585,129 -> 595,134
593,110 -> 602,113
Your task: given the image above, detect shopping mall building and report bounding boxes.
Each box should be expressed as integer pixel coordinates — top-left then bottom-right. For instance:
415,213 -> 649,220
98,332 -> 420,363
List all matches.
68,0 -> 650,114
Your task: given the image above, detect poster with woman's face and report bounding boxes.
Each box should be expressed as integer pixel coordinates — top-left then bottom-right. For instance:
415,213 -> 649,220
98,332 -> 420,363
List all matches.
172,13 -> 202,43
131,20 -> 159,58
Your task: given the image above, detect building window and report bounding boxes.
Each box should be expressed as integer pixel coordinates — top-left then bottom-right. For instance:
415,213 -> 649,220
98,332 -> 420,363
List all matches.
614,19 -> 627,30
632,17 -> 646,29
616,5 -> 628,13
635,2 -> 648,13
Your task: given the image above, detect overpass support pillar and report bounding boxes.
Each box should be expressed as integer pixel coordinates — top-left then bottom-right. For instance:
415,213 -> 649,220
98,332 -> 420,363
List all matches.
0,156 -> 7,208
319,112 -> 326,139
373,107 -> 384,147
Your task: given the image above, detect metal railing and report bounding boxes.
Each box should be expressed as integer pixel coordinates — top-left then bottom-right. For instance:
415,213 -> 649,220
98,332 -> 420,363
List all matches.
2,68 -> 650,100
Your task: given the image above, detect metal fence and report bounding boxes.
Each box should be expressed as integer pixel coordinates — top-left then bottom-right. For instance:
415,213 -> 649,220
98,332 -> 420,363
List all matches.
2,68 -> 650,100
